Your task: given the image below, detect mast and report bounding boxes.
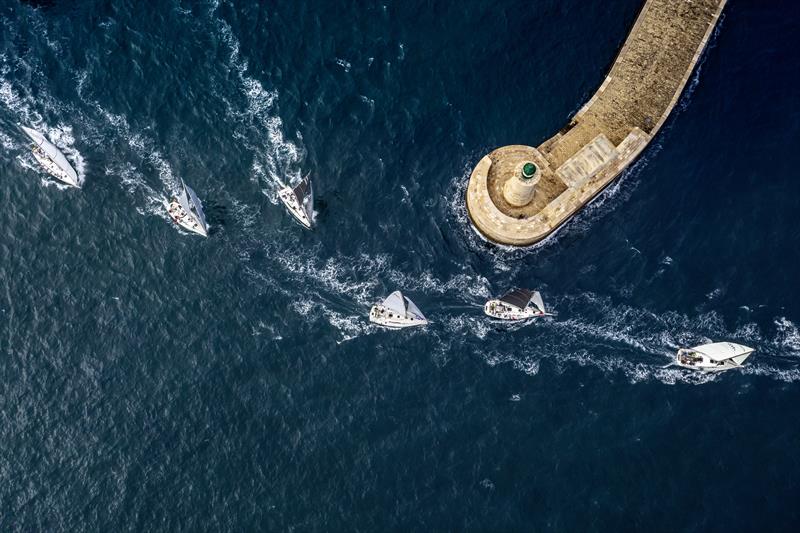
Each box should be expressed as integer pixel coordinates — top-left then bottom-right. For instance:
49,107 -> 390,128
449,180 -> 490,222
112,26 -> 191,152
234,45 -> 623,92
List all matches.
293,175 -> 313,220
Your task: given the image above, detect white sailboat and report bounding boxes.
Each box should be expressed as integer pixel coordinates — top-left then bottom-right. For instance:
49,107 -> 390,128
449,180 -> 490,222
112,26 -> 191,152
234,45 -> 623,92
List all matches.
484,288 -> 551,321
369,290 -> 428,329
278,175 -> 313,229
20,125 -> 80,187
676,342 -> 755,372
165,178 -> 209,237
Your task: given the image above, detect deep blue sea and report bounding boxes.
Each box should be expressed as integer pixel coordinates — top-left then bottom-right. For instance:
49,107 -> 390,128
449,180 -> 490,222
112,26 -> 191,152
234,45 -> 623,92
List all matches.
1,0 -> 799,530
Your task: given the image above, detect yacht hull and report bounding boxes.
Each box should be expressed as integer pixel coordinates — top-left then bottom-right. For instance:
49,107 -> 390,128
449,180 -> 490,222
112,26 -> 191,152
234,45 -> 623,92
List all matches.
278,187 -> 312,228
369,305 -> 427,329
164,199 -> 208,237
675,360 -> 743,372
483,299 -> 545,321
31,148 -> 80,187
676,346 -> 754,372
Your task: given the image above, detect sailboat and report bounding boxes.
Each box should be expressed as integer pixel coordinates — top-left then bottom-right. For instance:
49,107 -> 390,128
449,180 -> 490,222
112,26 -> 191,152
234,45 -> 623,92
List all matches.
20,125 -> 80,187
676,342 -> 755,372
369,290 -> 428,329
278,175 -> 314,228
164,178 -> 209,237
484,288 -> 551,321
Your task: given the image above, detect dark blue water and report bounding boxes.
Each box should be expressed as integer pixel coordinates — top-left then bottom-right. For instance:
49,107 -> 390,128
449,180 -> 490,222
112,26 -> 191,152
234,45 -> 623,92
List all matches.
1,0 -> 799,530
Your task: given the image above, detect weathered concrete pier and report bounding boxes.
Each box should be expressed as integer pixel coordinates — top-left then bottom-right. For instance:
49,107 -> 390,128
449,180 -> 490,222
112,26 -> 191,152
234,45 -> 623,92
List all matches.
466,0 -> 727,246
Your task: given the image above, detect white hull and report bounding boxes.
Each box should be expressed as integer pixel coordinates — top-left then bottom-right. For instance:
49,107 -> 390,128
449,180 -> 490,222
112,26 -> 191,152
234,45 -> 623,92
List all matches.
278,186 -> 312,228
676,346 -> 754,372
31,147 -> 80,187
369,304 -> 427,329
21,126 -> 80,187
483,299 -> 547,321
165,199 -> 208,237
675,359 -> 746,372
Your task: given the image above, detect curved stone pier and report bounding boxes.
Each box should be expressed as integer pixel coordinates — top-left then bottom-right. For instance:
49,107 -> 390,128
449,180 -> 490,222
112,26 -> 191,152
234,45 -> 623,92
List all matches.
466,0 -> 727,246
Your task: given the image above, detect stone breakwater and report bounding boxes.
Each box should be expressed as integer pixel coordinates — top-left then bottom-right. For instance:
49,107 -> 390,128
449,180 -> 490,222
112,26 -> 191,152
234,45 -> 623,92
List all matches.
466,0 -> 727,246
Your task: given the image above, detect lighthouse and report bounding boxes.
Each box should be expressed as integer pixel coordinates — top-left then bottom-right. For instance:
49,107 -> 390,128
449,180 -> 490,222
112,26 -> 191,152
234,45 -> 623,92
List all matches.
503,161 -> 539,207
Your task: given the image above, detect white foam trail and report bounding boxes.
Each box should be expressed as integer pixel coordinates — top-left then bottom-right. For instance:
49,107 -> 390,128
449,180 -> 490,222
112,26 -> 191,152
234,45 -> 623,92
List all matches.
225,194 -> 259,229
287,297 -> 377,343
419,287 -> 799,385
94,107 -> 182,196
1,41 -> 90,185
276,251 -> 379,306
384,268 -> 491,301
325,310 -> 375,343
266,242 -> 493,310
210,8 -> 303,193
106,164 -> 167,218
775,317 -> 800,354
251,319 -> 282,340
242,232 -> 494,341
742,364 -> 800,383
0,130 -> 13,150
28,13 -> 61,55
678,13 -> 724,113
334,58 -> 352,72
487,351 -> 541,376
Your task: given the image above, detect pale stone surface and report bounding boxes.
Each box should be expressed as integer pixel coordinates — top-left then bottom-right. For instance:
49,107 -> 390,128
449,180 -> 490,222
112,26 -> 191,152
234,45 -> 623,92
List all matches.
466,0 -> 727,246
556,134 -> 617,187
503,166 -> 540,206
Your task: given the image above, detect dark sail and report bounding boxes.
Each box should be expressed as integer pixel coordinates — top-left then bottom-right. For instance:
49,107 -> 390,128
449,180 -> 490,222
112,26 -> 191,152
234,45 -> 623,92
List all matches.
292,175 -> 314,221
498,288 -> 534,310
292,177 -> 310,205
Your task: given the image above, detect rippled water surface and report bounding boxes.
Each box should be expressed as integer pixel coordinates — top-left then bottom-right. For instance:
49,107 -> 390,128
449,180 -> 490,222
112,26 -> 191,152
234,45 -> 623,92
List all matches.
1,0 -> 799,530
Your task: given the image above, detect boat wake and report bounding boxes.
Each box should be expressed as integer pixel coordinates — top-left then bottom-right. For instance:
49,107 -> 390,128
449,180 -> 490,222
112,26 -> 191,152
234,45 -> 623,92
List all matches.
0,79 -> 88,187
0,20 -> 92,185
88,106 -> 191,222
209,6 -> 304,197
463,292 -> 800,384
240,233 -> 493,342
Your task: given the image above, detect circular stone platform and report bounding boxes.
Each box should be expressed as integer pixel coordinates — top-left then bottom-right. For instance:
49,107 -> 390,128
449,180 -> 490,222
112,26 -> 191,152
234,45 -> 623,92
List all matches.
465,145 -> 566,246
465,0 -> 727,246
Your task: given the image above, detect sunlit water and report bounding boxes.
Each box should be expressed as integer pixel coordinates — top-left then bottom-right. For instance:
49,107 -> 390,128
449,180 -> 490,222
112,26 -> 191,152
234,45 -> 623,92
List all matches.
1,0 -> 798,529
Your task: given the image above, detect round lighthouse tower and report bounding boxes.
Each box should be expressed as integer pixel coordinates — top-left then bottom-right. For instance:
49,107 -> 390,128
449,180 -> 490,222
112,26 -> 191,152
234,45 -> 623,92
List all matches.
503,161 -> 539,207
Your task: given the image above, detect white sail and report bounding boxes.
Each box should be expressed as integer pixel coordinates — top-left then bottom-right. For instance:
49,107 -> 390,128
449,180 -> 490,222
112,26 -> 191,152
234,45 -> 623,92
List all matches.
180,179 -> 208,232
177,185 -> 193,214
21,125 -> 79,185
185,181 -> 208,230
404,297 -> 426,321
694,342 -> 754,362
730,353 -> 751,366
531,291 -> 545,314
383,291 -> 407,314
21,126 -> 45,146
